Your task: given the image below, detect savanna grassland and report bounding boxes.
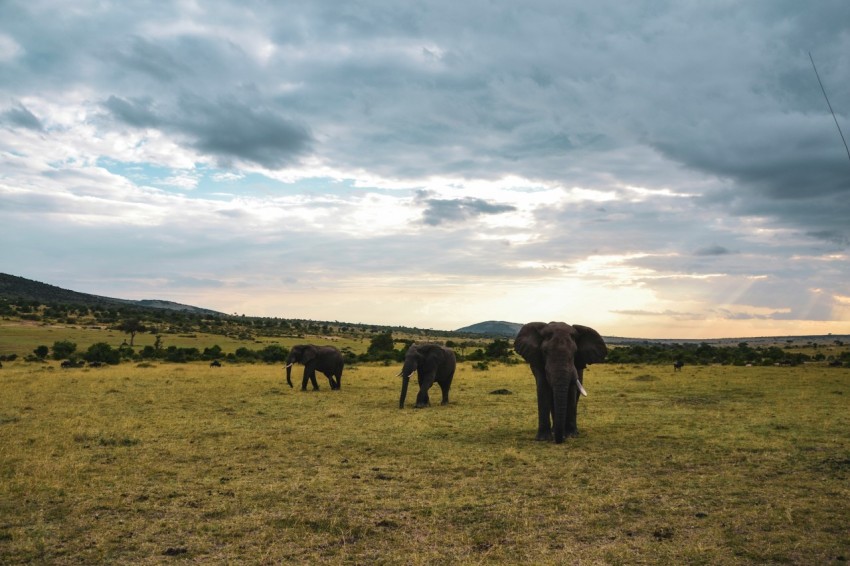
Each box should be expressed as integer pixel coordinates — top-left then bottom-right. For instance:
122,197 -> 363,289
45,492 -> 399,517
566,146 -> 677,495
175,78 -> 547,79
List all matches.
2,354 -> 849,564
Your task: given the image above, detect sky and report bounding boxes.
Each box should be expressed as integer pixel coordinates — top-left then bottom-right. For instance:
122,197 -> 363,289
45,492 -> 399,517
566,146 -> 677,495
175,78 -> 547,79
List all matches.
1,1 -> 849,339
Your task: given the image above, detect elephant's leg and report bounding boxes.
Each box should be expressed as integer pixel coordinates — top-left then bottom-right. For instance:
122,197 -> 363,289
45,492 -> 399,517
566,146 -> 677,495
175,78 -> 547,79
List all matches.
415,388 -> 431,407
415,374 -> 434,408
438,380 -> 450,405
322,371 -> 338,390
302,368 -> 319,390
438,372 -> 454,405
565,381 -> 580,438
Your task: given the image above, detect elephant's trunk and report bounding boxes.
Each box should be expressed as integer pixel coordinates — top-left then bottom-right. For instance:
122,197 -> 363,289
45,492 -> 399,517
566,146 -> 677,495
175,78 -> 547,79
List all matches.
399,357 -> 417,408
399,373 -> 411,408
285,363 -> 294,388
553,381 -> 569,444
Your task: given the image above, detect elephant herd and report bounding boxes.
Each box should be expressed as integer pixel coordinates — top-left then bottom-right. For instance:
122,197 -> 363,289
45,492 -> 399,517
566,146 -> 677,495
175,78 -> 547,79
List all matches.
284,321 -> 608,444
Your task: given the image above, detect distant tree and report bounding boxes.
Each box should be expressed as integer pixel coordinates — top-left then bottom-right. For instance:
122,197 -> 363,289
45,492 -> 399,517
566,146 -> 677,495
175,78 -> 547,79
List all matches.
202,345 -> 223,360
259,344 -> 288,363
459,341 -> 477,357
117,318 -> 147,346
85,342 -> 121,365
52,340 -> 77,360
162,346 -> 200,363
33,345 -> 49,359
118,344 -> 135,360
367,331 -> 395,356
466,348 -> 486,361
139,345 -> 158,360
234,347 -> 258,362
485,339 -> 512,360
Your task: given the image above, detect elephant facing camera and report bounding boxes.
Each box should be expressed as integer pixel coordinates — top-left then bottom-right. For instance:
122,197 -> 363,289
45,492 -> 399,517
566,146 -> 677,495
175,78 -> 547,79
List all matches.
514,322 -> 607,444
398,343 -> 456,409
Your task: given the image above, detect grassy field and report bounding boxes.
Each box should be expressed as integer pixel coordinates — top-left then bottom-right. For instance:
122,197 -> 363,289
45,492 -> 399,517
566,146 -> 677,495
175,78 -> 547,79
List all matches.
1,357 -> 848,564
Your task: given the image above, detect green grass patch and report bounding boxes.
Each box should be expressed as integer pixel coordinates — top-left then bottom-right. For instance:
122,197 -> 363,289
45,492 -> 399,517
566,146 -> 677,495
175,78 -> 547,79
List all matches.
0,360 -> 848,563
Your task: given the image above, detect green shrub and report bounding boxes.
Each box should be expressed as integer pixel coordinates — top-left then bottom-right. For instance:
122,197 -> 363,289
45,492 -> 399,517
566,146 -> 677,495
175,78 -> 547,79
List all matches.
84,342 -> 121,365
52,340 -> 77,360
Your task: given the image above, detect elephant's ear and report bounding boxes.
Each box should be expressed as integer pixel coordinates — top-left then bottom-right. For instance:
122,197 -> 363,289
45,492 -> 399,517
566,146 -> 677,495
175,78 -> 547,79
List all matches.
514,322 -> 547,364
572,325 -> 608,368
301,346 -> 317,364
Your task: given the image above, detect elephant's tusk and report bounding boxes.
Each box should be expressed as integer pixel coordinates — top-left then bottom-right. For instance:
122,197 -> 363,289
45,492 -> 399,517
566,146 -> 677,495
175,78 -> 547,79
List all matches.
285,363 -> 294,368
577,380 -> 588,397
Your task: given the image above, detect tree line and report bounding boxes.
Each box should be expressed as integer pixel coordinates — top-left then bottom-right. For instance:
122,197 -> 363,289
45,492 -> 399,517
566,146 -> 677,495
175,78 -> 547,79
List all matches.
605,341 -> 849,366
14,331 -> 519,367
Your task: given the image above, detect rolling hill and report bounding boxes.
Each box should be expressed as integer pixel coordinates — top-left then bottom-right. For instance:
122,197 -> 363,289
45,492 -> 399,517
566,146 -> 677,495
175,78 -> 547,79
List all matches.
0,273 -> 223,316
455,320 -> 524,337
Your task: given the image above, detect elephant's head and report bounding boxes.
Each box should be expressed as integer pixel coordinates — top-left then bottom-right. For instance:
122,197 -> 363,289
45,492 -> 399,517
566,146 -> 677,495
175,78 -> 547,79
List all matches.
285,345 -> 317,388
399,343 -> 447,408
514,322 -> 607,443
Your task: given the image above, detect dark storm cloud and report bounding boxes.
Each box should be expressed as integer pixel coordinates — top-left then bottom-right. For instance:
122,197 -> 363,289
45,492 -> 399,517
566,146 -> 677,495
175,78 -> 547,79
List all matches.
415,191 -> 516,226
695,245 -> 732,257
103,96 -> 159,128
116,36 -> 190,83
103,94 -> 312,169
176,96 -> 312,169
807,230 -> 850,246
2,102 -> 43,131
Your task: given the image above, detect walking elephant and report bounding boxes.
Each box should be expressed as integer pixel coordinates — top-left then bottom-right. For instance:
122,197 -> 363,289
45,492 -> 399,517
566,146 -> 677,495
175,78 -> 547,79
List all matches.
399,343 -> 456,408
285,345 -> 344,390
514,322 -> 607,444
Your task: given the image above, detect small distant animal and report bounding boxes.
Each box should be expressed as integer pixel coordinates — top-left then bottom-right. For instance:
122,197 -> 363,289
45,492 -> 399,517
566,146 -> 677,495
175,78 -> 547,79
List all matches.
829,359 -> 843,367
60,360 -> 76,368
88,361 -> 104,368
210,360 -> 222,367
673,360 -> 684,371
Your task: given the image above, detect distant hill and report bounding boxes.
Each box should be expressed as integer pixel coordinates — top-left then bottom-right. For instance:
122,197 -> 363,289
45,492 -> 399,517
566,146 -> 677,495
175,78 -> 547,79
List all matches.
455,320 -> 524,337
0,273 -> 223,316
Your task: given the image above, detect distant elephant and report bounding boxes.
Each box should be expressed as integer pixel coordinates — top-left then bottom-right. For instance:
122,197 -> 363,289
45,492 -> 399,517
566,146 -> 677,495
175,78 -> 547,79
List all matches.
285,345 -> 344,390
514,322 -> 608,444
210,360 -> 222,368
673,360 -> 684,371
399,343 -> 456,408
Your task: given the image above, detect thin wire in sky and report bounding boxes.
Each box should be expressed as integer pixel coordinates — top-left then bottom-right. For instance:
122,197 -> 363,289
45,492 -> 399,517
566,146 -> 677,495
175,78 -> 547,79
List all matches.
809,51 -> 850,163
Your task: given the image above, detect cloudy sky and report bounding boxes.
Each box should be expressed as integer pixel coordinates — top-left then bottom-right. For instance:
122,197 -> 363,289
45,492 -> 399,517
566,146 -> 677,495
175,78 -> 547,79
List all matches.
2,1 -> 849,338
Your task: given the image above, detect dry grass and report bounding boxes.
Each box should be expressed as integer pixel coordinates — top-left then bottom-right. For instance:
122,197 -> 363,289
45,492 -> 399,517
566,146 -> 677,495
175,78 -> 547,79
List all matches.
1,360 -> 849,564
